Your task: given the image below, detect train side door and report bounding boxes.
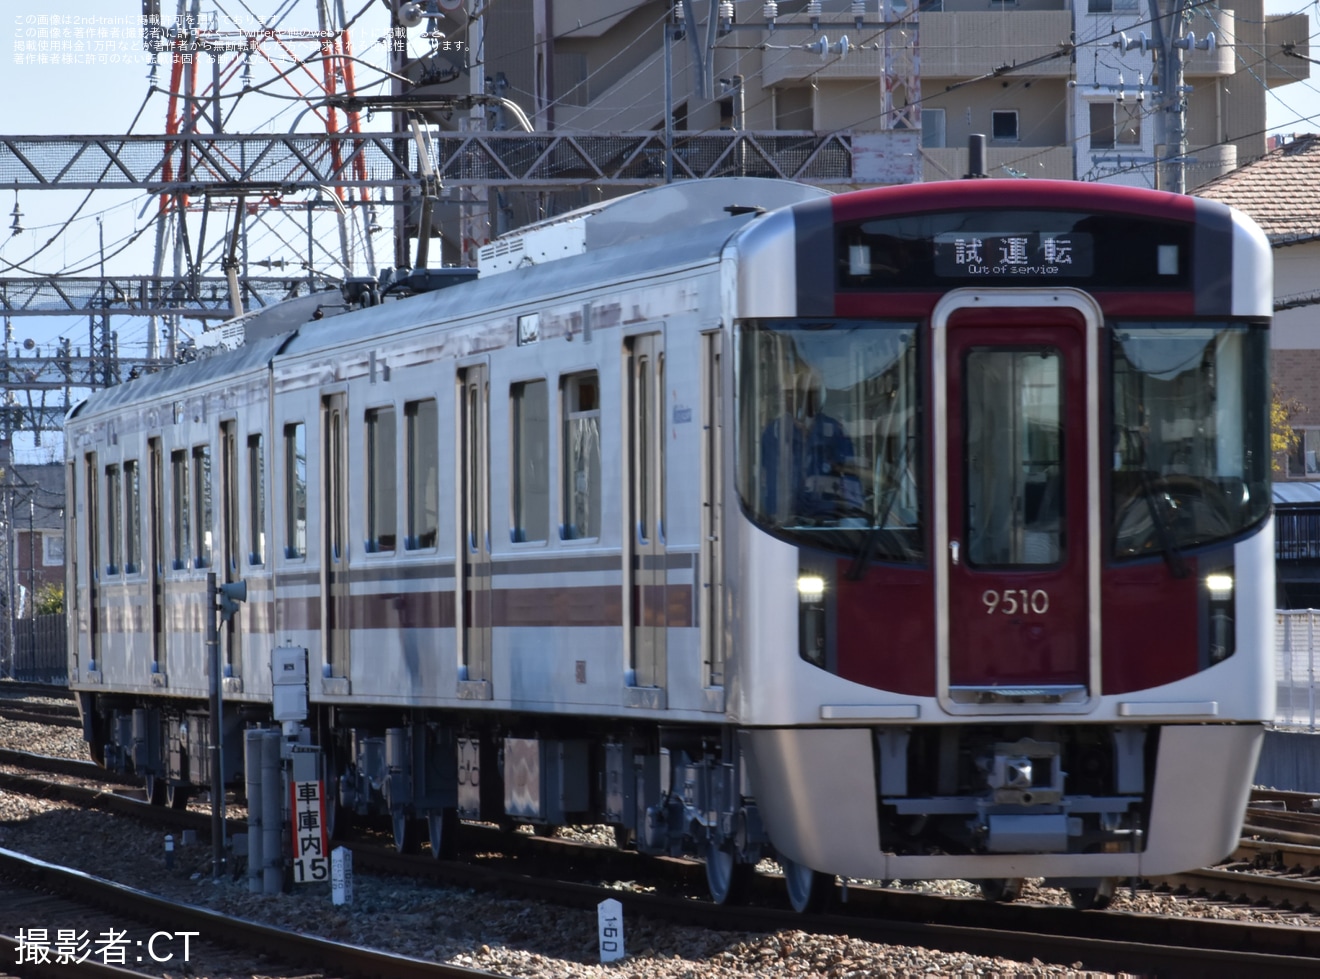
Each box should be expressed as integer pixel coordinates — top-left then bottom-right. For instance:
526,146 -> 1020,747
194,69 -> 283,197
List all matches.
322,394 -> 350,683
458,364 -> 492,689
700,332 -> 725,693
84,453 -> 101,671
627,333 -> 666,694
220,421 -> 242,680
934,293 -> 1100,711
148,439 -> 166,674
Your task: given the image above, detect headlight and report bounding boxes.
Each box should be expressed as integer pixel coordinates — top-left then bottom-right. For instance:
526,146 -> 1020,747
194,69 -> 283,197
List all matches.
798,573 -> 827,668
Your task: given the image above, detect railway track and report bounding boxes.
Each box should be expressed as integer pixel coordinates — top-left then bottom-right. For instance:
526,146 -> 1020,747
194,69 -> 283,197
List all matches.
0,848 -> 509,979
1,749 -> 1319,977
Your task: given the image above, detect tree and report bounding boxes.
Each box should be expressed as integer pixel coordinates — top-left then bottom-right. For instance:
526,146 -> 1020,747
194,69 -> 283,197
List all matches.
1274,385 -> 1306,474
34,583 -> 63,616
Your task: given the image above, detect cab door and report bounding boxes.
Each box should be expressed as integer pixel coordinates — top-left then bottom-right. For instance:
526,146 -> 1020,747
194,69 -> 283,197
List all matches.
934,291 -> 1100,712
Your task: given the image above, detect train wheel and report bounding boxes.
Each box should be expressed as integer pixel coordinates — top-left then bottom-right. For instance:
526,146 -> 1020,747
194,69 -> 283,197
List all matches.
1068,878 -> 1115,910
979,878 -> 1023,903
392,810 -> 423,854
166,784 -> 191,810
144,773 -> 166,807
782,857 -> 833,914
427,809 -> 459,860
704,844 -> 753,905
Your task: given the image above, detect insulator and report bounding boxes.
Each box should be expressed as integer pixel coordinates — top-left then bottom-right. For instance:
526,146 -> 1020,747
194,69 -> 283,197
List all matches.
719,0 -> 734,21
806,0 -> 822,16
672,1 -> 684,22
851,0 -> 866,19
763,1 -> 778,22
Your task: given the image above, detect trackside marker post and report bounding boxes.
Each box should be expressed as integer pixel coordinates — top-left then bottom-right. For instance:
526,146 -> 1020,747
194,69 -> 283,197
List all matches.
597,897 -> 624,963
332,846 -> 353,905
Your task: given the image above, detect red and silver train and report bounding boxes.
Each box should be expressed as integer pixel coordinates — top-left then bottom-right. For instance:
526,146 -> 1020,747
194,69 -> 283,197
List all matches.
66,176 -> 1274,910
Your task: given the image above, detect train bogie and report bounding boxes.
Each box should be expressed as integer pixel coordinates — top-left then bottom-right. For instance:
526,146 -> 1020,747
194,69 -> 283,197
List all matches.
68,177 -> 1274,904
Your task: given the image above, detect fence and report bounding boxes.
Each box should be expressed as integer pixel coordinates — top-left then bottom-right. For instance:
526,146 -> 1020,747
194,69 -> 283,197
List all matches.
8,614 -> 66,683
1276,610 -> 1320,729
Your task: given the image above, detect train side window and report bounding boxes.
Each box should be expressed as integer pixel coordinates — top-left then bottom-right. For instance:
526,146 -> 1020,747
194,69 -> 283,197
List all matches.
511,380 -> 549,543
105,464 -> 122,576
560,372 -> 601,541
193,445 -> 213,568
124,460 -> 141,575
284,422 -> 307,559
404,400 -> 438,550
365,407 -> 397,553
247,434 -> 266,566
170,450 -> 189,571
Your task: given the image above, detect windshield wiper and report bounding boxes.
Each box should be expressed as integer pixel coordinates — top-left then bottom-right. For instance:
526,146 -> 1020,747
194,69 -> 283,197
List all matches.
845,438 -> 911,581
1137,470 -> 1189,579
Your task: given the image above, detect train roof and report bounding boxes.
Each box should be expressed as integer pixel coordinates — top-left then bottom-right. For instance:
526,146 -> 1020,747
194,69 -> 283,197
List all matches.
67,331 -> 295,423
274,179 -> 830,358
67,178 -> 831,427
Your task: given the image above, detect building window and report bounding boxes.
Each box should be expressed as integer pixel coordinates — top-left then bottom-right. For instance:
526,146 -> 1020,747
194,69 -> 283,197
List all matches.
1288,428 -> 1320,478
124,459 -> 141,574
248,434 -> 265,566
1088,0 -> 1137,11
42,532 -> 63,567
561,372 -> 601,540
512,380 -> 550,543
1090,102 -> 1141,150
405,400 -> 438,550
284,422 -> 307,558
105,464 -> 122,575
991,110 -> 1019,142
171,450 -> 189,570
192,445 -> 212,568
922,108 -> 946,149
365,407 -> 397,553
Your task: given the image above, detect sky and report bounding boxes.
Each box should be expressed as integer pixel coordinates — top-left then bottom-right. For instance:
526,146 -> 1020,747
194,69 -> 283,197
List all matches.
1,0 -> 1319,460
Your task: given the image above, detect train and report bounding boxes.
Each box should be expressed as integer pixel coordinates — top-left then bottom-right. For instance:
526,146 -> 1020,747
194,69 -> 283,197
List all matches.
66,175 -> 1275,911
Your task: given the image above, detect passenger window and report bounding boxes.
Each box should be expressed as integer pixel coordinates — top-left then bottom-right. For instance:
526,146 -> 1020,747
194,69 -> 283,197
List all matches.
248,434 -> 265,566
561,372 -> 601,540
192,445 -> 213,568
124,460 -> 141,574
365,407 -> 397,552
284,423 -> 307,559
404,400 -> 438,549
170,450 -> 189,570
105,464 -> 122,576
512,380 -> 549,543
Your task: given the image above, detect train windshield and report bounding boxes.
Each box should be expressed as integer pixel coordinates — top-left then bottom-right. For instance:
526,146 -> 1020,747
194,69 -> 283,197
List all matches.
1112,321 -> 1270,558
736,319 -> 923,562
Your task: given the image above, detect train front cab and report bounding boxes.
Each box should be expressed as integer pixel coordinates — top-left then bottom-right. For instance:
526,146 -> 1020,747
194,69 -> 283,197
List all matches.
730,183 -> 1274,906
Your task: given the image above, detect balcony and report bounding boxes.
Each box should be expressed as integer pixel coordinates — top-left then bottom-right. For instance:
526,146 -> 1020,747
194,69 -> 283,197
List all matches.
921,144 -> 1073,181
759,10 -> 1072,87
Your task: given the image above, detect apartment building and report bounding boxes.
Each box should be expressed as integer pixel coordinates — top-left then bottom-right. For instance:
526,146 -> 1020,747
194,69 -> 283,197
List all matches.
401,0 -> 1308,199
394,1 -> 1307,263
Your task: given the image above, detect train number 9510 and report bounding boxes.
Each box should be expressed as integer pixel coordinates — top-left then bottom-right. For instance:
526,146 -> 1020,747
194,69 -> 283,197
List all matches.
982,588 -> 1050,615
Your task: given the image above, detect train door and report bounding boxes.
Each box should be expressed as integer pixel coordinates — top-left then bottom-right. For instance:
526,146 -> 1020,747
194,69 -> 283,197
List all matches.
700,332 -> 724,691
627,333 -> 666,691
220,422 -> 242,679
458,364 -> 492,688
933,293 -> 1100,710
322,394 -> 350,682
148,439 -> 165,673
84,453 -> 101,671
